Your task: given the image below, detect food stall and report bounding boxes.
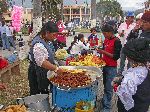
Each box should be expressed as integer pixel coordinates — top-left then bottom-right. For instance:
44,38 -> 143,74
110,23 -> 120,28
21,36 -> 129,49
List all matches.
48,66 -> 103,112
49,51 -> 105,112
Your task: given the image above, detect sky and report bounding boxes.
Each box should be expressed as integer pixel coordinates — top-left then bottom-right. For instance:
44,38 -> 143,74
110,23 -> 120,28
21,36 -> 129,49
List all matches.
11,0 -> 147,11
117,0 -> 147,10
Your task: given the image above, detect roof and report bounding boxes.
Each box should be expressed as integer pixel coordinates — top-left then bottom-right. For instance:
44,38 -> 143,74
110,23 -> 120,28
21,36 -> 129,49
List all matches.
12,0 -> 98,8
64,0 -> 91,6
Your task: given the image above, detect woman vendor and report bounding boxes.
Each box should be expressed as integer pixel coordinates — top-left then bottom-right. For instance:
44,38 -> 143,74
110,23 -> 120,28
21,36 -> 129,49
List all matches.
28,21 -> 63,95
112,38 -> 150,112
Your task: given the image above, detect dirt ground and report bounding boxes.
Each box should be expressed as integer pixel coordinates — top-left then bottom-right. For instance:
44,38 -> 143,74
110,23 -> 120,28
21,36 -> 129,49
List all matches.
0,59 -> 29,106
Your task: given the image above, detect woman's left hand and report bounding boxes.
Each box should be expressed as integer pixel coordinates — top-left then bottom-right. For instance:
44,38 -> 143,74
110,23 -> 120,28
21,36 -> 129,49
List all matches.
56,68 -> 64,75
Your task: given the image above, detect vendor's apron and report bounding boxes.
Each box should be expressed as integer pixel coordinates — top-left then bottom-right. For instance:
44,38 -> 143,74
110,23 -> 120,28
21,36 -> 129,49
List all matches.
28,36 -> 55,95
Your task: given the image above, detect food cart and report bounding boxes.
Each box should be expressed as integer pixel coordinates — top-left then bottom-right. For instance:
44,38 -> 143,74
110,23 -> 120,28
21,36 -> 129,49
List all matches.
48,66 -> 103,112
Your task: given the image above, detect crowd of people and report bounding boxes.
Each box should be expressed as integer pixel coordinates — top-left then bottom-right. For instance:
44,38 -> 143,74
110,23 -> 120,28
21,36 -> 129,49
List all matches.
0,10 -> 150,112
27,10 -> 150,112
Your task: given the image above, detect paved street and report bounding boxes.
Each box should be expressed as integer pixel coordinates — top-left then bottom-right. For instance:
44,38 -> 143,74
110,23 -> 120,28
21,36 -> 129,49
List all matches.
0,35 -> 30,59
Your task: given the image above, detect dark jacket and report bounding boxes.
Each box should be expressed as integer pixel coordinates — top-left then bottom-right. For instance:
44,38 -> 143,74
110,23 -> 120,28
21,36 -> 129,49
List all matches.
127,29 -> 150,41
140,30 -> 150,39
127,28 -> 142,41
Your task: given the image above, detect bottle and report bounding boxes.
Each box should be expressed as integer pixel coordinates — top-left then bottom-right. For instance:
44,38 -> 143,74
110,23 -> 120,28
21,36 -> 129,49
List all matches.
98,35 -> 103,48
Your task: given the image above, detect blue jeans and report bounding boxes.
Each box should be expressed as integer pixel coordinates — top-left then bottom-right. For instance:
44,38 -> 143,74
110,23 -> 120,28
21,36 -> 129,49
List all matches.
1,34 -> 10,50
102,66 -> 117,111
8,36 -> 16,49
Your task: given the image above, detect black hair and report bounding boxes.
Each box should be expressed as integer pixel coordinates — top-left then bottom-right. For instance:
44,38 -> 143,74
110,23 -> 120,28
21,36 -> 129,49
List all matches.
90,28 -> 97,33
123,38 -> 150,63
1,21 -> 5,26
101,24 -> 114,32
38,21 -> 58,35
78,34 -> 84,41
73,36 -> 78,41
67,35 -> 78,54
71,36 -> 78,45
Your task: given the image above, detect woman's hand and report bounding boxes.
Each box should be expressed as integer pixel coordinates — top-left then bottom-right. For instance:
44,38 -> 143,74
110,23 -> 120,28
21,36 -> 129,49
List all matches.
111,75 -> 123,86
56,68 -> 64,75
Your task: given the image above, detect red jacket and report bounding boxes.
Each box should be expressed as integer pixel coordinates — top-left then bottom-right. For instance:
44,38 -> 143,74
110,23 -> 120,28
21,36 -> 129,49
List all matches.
103,37 -> 118,67
0,58 -> 8,69
88,34 -> 99,47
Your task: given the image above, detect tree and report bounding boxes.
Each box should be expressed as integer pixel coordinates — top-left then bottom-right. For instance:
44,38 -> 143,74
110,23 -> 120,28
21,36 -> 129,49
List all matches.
42,0 -> 61,23
31,0 -> 61,38
31,0 -> 42,37
96,0 -> 123,20
0,0 -> 8,21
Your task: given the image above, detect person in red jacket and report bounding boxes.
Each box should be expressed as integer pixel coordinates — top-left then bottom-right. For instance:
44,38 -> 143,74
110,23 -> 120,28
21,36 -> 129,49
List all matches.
97,24 -> 122,112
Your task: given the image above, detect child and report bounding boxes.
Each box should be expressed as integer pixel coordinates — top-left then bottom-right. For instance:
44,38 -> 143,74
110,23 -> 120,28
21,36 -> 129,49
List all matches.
67,36 -> 78,54
70,34 -> 89,55
88,28 -> 99,48
113,38 -> 150,112
97,24 -> 122,112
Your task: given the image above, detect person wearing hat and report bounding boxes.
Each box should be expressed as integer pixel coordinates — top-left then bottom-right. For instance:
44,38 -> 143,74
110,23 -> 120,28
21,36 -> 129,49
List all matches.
112,38 -> 150,112
118,11 -> 136,74
127,11 -> 150,41
28,21 -> 63,95
97,24 -> 122,112
140,11 -> 150,38
127,13 -> 143,41
107,20 -> 118,34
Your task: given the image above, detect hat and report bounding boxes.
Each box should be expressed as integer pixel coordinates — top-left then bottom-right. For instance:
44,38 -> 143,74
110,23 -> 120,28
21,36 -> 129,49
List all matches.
126,11 -> 135,17
42,21 -> 59,33
123,38 -> 150,63
107,20 -> 116,26
90,28 -> 97,32
141,11 -> 150,22
136,13 -> 143,19
101,24 -> 114,32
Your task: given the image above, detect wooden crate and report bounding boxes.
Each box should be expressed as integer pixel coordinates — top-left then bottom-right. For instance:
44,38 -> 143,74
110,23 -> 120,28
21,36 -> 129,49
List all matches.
0,59 -> 20,83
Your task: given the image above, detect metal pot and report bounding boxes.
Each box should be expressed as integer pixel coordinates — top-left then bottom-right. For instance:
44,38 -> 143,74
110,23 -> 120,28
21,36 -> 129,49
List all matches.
17,94 -> 50,111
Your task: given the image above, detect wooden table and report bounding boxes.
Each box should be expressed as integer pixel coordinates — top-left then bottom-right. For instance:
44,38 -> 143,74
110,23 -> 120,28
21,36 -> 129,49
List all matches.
0,59 -> 20,83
